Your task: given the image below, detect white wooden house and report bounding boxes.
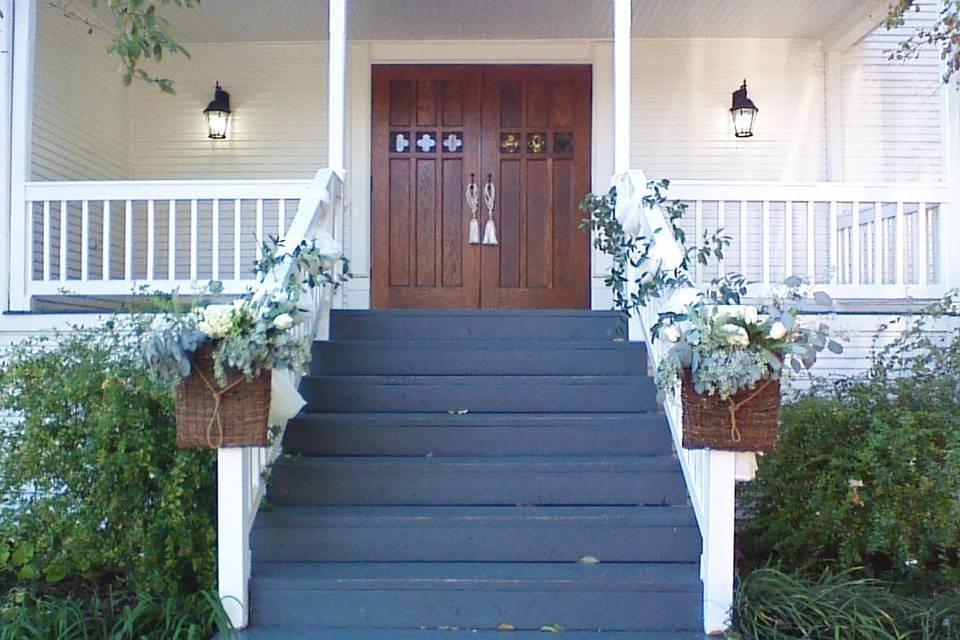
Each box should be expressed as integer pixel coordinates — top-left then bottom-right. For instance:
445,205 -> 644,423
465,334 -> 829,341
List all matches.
0,0 -> 958,636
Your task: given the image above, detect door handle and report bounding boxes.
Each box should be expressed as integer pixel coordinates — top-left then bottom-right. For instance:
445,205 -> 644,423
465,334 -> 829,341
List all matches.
482,174 -> 498,246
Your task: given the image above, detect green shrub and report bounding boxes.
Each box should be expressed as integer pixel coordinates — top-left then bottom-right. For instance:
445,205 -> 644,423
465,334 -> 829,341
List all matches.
740,293 -> 960,587
730,567 -> 960,640
0,319 -> 217,596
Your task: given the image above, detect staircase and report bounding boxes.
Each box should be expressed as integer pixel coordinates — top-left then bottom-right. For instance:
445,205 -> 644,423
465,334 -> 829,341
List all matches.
242,310 -> 705,639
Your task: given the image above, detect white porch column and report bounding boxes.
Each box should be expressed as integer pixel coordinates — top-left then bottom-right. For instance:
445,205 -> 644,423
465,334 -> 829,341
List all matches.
328,0 -> 346,173
944,76 -> 960,289
0,0 -> 13,313
218,448 -> 251,629
7,0 -> 33,312
701,450 -> 737,634
613,0 -> 631,175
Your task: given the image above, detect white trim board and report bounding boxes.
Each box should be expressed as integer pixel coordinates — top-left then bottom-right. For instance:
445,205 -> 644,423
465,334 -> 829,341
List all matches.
344,38 -> 614,310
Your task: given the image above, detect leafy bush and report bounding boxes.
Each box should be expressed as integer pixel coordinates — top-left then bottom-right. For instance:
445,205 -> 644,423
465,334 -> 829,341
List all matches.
740,292 -> 960,588
730,567 -> 960,640
0,319 -> 217,596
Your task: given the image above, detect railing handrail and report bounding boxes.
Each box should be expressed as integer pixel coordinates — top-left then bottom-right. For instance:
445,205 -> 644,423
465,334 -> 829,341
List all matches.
216,167 -> 343,630
24,178 -> 312,202
666,179 -> 950,203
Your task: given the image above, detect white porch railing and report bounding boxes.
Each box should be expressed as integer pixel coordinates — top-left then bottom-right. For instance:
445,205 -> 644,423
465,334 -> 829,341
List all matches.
617,170 -> 758,634
668,180 -> 952,299
13,179 -> 312,308
216,169 -> 344,629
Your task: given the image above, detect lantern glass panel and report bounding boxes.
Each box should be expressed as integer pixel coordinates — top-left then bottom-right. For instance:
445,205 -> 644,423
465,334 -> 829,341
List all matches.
731,107 -> 757,138
206,111 -> 230,139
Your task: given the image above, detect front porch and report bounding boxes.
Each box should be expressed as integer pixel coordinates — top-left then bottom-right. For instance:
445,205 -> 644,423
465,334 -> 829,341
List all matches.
2,0 -> 960,636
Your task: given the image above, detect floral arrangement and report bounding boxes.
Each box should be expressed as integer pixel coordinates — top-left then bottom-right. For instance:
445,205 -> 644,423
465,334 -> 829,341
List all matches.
656,278 -> 844,400
140,237 -> 349,388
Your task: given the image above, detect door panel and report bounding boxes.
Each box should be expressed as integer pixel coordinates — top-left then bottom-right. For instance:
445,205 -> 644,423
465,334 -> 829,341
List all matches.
373,66 -> 482,309
480,66 -> 592,309
372,65 -> 591,310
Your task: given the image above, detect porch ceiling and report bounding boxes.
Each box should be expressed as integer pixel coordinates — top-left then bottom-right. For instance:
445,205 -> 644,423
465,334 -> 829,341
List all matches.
151,0 -> 880,42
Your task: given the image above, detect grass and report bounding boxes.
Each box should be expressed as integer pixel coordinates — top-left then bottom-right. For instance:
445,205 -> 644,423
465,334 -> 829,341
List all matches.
0,588 -> 233,640
729,567 -> 960,640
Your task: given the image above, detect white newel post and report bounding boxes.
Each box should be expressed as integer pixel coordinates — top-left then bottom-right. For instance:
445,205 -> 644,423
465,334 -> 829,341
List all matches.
701,450 -> 737,634
0,0 -> 13,313
944,76 -> 960,290
328,0 -> 346,174
7,0 -> 34,311
218,448 -> 251,628
613,0 -> 631,175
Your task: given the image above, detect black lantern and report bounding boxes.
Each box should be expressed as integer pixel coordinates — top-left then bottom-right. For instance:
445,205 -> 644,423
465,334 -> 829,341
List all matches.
203,82 -> 231,140
730,80 -> 758,138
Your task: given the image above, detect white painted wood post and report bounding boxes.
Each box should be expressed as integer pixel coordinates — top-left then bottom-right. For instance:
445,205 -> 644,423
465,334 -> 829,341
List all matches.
0,0 -> 13,312
8,0 -> 35,311
613,0 -> 630,175
701,450 -> 737,634
328,0 -> 346,173
218,448 -> 251,629
943,77 -> 960,289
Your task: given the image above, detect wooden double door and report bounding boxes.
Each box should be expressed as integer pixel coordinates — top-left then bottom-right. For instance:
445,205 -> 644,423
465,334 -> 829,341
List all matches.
372,65 -> 592,309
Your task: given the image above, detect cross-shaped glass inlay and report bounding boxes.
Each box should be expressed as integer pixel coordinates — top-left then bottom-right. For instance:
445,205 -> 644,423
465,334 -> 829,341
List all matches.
416,133 -> 437,152
442,132 -> 463,153
391,132 -> 411,153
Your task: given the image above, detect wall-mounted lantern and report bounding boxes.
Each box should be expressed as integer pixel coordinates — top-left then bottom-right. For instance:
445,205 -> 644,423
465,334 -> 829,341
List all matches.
730,80 -> 758,138
203,82 -> 231,140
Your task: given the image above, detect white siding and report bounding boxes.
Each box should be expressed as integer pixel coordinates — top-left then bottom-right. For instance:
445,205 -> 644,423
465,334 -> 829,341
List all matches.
31,2 -> 127,180
631,38 -> 828,181
126,42 -> 329,180
836,0 -> 943,183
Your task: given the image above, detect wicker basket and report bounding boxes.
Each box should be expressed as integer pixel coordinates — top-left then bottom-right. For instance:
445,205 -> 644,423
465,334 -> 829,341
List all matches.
174,343 -> 271,449
680,372 -> 780,452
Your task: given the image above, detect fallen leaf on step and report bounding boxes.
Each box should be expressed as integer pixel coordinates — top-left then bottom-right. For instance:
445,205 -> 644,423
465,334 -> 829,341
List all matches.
496,622 -> 516,631
540,624 -> 565,633
578,555 -> 600,564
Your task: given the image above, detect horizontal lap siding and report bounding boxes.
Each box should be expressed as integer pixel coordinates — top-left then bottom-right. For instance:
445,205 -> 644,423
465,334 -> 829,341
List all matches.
631,38 -> 828,182
127,42 -> 329,180
838,0 -> 943,182
31,2 -> 127,181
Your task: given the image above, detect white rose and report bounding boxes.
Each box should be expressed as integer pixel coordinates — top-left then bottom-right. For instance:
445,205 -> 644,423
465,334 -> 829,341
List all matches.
721,305 -> 758,324
725,325 -> 750,347
661,325 -> 682,343
768,321 -> 788,340
272,313 -> 294,331
198,305 -> 232,338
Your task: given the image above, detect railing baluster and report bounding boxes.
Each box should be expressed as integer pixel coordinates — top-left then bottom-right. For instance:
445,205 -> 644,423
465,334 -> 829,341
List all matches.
59,201 -> 68,281
81,201 -> 89,281
739,200 -> 747,277
895,201 -> 905,286
851,201 -> 861,286
716,201 -> 725,277
168,200 -> 177,280
190,199 -> 199,281
694,200 -> 703,282
918,202 -> 928,286
785,200 -> 793,278
761,200 -> 770,285
278,199 -> 286,237
873,202 -> 883,285
42,201 -> 51,281
103,200 -> 111,281
829,201 -> 838,285
212,200 -> 221,281
234,199 -> 242,280
256,199 -> 264,259
124,200 -> 133,280
806,201 -> 815,281
147,200 -> 156,281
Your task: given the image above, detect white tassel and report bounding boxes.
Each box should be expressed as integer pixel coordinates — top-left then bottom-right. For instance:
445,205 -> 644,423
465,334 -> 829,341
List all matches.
482,218 -> 498,245
468,217 -> 481,244
482,177 -> 498,246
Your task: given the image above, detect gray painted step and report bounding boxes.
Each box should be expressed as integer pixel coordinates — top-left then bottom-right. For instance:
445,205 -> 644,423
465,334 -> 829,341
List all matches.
283,412 -> 672,457
301,375 -> 658,413
230,630 -> 709,639
268,456 -> 688,507
330,310 -> 623,342
251,506 -> 700,562
311,340 -> 646,376
249,562 -> 702,631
